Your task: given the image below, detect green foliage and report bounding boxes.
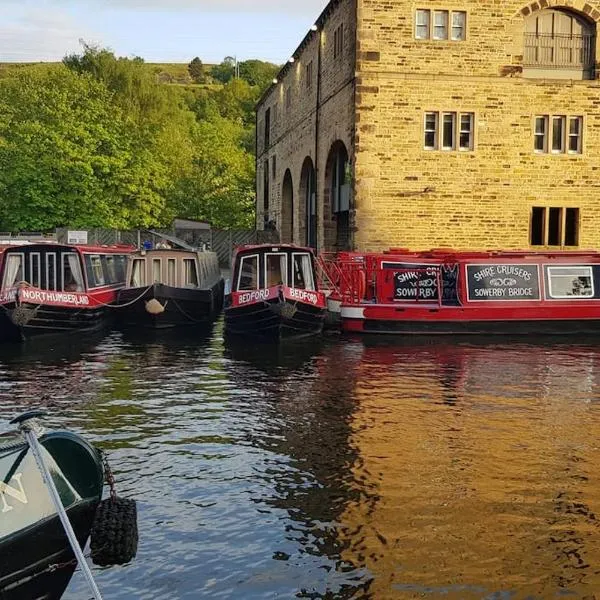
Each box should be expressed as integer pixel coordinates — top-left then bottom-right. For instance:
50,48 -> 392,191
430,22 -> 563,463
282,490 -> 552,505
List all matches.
238,59 -> 280,90
187,57 -> 205,83
210,56 -> 236,84
0,65 -> 168,231
169,117 -> 255,229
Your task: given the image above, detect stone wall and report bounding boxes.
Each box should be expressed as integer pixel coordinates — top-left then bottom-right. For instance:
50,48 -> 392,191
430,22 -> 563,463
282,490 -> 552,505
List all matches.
355,0 -> 600,251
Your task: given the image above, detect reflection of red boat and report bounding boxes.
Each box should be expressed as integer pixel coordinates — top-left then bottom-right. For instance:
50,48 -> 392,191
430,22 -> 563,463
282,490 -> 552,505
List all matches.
225,244 -> 327,341
323,248 -> 600,335
0,243 -> 133,342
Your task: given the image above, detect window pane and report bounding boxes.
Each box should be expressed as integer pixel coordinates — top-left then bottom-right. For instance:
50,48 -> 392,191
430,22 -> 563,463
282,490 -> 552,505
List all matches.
424,112 -> 437,149
459,113 -> 473,150
531,207 -> 545,246
534,116 -> 546,135
153,259 -> 161,283
451,11 -> 466,40
442,113 -> 455,149
568,116 -> 582,153
534,116 -> 547,152
167,259 -> 176,286
433,11 -> 448,39
293,254 -> 315,290
548,207 -> 562,245
548,266 -> 593,298
238,256 -> 258,290
565,208 -> 579,246
552,116 -> 565,152
265,254 -> 287,287
416,9 -> 430,39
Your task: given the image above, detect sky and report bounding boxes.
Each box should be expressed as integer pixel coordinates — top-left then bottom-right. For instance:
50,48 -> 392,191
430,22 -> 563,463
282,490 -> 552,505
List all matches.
0,0 -> 329,64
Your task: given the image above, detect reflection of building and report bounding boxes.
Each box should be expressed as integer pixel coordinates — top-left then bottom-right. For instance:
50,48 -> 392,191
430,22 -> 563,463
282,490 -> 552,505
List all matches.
333,341 -> 600,597
257,0 -> 600,253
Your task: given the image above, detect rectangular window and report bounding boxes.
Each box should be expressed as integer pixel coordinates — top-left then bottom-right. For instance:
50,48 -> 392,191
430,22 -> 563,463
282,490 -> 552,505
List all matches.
568,116 -> 583,153
531,207 -> 580,247
425,111 -> 474,152
334,24 -> 344,59
264,107 -> 271,149
305,61 -> 313,89
183,259 -> 198,287
433,10 -> 449,40
238,255 -> 258,291
167,258 -> 176,286
531,207 -> 545,246
534,115 -> 582,154
45,253 -> 57,291
265,253 -> 287,287
3,254 -> 23,288
85,255 -> 105,288
547,266 -> 593,299
459,113 -> 474,150
152,258 -> 162,283
565,208 -> 579,246
424,112 -> 438,149
451,11 -> 467,40
442,113 -> 456,150
292,253 -> 315,291
29,253 -> 40,287
415,9 -> 430,39
105,255 -> 117,284
552,116 -> 565,153
534,116 -> 548,152
272,155 -> 277,180
131,258 -> 146,287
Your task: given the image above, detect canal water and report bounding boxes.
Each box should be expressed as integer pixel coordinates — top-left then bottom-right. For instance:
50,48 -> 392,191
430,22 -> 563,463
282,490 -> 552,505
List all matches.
2,324 -> 600,599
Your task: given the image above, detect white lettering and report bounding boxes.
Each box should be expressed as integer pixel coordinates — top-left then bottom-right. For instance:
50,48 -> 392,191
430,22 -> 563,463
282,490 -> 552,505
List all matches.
239,289 -> 271,304
0,473 -> 28,513
288,288 -> 319,305
20,289 -> 89,306
474,288 -> 506,298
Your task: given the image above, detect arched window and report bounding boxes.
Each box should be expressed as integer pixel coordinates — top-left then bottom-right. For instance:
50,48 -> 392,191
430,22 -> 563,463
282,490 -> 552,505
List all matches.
523,8 -> 595,79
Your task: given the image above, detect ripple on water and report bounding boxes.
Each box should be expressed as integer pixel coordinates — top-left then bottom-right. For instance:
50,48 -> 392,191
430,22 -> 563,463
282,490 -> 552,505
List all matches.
3,330 -> 600,598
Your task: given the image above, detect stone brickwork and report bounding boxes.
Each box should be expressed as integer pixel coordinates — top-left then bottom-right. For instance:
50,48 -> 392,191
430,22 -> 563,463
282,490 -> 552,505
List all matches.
257,0 -> 600,252
256,0 -> 357,250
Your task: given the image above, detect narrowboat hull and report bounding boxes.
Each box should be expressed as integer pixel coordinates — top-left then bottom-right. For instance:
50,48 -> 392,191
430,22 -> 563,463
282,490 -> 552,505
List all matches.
342,304 -> 600,335
0,431 -> 104,600
115,281 -> 225,329
224,297 -> 326,341
0,302 -> 111,342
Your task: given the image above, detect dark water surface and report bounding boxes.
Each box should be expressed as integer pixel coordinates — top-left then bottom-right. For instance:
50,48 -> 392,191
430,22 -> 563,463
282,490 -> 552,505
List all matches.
2,324 -> 600,599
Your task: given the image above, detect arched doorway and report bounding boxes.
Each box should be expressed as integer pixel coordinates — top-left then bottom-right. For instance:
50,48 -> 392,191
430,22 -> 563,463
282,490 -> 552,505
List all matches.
324,141 -> 351,252
281,169 -> 294,244
299,157 -> 317,249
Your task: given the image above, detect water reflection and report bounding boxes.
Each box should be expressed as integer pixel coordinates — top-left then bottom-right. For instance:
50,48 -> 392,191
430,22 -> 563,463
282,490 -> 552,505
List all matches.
2,330 -> 600,598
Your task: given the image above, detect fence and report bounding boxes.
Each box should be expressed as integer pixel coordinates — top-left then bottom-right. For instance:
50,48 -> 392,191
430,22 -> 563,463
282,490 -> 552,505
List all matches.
54,228 -> 279,268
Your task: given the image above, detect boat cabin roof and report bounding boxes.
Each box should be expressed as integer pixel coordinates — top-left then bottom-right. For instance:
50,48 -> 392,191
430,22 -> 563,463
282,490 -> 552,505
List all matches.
233,244 -> 316,259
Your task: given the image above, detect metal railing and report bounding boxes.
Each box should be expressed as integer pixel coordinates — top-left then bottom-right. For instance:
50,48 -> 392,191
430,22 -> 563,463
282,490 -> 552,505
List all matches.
523,33 -> 594,69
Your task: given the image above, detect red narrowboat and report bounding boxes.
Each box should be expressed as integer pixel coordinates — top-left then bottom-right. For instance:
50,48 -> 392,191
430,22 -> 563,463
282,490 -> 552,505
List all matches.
324,248 -> 600,335
0,243 -> 132,342
224,244 -> 327,340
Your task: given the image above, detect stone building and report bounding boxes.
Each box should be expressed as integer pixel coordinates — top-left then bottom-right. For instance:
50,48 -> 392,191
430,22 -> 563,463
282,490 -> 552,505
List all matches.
256,0 -> 600,252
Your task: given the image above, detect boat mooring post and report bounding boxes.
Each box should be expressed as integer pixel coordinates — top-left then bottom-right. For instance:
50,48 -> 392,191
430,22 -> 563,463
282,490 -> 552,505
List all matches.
10,410 -> 104,600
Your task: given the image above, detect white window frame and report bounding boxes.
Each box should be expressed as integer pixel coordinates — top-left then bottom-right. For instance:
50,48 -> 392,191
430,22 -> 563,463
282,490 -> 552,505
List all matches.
64,252 -> 85,291
568,116 -> 583,154
29,252 -> 40,288
546,265 -> 594,299
152,258 -> 162,283
534,116 -> 548,153
459,113 -> 474,151
237,254 -> 259,291
264,253 -> 288,288
167,258 -> 176,286
451,11 -> 467,41
441,112 -> 456,151
551,115 -> 566,154
292,252 -> 316,291
433,10 -> 449,40
415,9 -> 430,40
46,252 -> 57,291
131,258 -> 146,287
424,112 -> 438,150
183,258 -> 198,287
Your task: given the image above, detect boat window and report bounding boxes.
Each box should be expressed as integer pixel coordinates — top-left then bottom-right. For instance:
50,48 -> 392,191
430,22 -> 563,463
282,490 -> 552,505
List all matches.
265,253 -> 287,287
547,266 -> 594,298
152,259 -> 162,283
29,253 -> 40,287
292,253 -> 315,290
63,253 -> 85,291
2,253 -> 24,288
46,253 -> 57,291
84,255 -> 106,288
183,258 -> 198,287
238,255 -> 258,290
105,256 -> 117,284
167,259 -> 176,286
113,255 -> 127,283
131,258 -> 146,287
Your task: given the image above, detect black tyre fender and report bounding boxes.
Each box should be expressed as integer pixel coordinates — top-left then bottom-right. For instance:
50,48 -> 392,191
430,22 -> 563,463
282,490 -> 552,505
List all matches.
90,497 -> 138,566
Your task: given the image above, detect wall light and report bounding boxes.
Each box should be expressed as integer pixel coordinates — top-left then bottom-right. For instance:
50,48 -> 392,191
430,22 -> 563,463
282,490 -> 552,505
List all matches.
288,57 -> 295,63
272,78 -> 278,84
310,24 -> 318,31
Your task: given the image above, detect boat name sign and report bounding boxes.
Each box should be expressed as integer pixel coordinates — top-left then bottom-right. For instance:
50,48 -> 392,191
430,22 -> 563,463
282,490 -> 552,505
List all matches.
467,264 -> 540,301
19,288 -> 90,307
286,288 -> 320,305
237,289 -> 271,305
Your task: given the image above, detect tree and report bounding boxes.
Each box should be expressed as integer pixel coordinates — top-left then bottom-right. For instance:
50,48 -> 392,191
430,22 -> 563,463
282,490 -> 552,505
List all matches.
238,59 -> 280,91
0,65 -> 168,231
187,57 -> 205,84
210,57 -> 236,84
168,117 -> 255,229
